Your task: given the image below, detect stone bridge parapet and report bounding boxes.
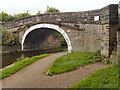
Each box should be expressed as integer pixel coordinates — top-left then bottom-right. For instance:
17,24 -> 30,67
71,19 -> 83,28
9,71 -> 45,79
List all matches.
3,4 -> 118,31
2,4 -> 119,59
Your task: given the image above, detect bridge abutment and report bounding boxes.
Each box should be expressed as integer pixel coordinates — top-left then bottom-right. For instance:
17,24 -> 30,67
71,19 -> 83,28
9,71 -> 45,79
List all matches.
2,4 -> 120,61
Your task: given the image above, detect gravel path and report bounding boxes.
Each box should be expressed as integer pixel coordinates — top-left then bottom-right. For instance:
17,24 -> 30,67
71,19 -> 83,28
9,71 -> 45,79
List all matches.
1,52 -> 109,88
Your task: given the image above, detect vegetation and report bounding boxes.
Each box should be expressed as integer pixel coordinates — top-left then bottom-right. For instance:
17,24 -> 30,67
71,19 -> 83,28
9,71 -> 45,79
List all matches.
0,7 -> 61,46
45,6 -> 60,14
13,12 -> 31,20
0,12 -> 31,22
52,31 -> 67,46
1,27 -> 18,46
48,51 -> 101,76
36,11 -> 41,15
0,54 -> 49,79
0,12 -> 14,22
69,64 -> 119,88
0,6 -> 60,22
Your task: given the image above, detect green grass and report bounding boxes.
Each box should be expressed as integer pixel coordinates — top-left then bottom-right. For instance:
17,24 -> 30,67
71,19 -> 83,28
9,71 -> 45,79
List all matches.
69,64 -> 119,88
0,54 -> 49,79
48,51 -> 101,76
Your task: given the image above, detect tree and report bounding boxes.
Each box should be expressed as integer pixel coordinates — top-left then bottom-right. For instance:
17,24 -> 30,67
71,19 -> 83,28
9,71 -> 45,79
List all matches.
7,15 -> 15,21
36,11 -> 41,15
0,12 -> 9,22
0,12 -> 31,22
1,27 -> 18,46
0,12 -> 16,22
14,12 -> 31,19
45,6 -> 60,14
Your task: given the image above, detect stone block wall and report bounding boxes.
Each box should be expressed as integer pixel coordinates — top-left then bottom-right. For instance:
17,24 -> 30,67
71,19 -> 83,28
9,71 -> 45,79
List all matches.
109,5 -> 118,24
101,24 -> 118,57
101,24 -> 110,57
2,4 -> 119,58
62,24 -> 102,52
101,4 -> 118,57
109,25 -> 118,54
23,28 -> 63,50
3,4 -> 117,30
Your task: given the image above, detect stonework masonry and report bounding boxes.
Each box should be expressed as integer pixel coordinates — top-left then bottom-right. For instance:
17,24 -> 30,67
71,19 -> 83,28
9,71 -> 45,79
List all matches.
63,24 -> 102,52
23,28 -> 63,50
2,4 -> 119,59
3,4 -> 118,31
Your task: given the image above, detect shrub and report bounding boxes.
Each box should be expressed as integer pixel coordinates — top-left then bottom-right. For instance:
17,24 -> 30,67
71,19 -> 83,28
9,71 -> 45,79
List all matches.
1,28 -> 19,46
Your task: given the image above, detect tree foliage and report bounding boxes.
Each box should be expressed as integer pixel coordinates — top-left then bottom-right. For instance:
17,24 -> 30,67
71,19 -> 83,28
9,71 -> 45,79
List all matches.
1,27 -> 18,45
0,12 -> 15,22
45,6 -> 60,14
0,8 -> 61,46
0,12 -> 31,22
0,7 -> 60,22
14,12 -> 31,19
36,11 -> 41,15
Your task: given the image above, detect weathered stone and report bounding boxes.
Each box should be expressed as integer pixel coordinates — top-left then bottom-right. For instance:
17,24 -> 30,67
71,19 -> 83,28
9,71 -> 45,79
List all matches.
2,4 -> 119,59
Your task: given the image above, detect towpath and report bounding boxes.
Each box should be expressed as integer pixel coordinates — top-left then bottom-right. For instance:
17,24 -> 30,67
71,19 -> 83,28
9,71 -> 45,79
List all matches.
1,52 -> 109,88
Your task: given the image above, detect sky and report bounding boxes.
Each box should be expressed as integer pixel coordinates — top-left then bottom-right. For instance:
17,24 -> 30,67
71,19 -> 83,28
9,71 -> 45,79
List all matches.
0,0 -> 119,15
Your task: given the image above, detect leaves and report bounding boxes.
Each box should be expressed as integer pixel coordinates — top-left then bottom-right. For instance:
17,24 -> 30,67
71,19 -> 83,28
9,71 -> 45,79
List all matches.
0,7 -> 60,22
14,12 -> 31,20
36,11 -> 41,15
45,6 -> 60,14
0,12 -> 31,22
1,28 -> 18,45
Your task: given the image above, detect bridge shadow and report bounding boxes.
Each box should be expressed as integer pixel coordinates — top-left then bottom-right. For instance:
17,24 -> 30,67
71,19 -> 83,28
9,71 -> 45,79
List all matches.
23,28 -> 67,51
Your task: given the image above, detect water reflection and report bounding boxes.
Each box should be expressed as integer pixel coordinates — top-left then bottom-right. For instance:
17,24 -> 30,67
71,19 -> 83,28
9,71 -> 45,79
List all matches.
2,46 -> 67,68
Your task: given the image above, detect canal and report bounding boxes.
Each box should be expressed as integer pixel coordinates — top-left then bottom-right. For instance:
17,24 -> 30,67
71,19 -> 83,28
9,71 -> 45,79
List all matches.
2,46 -> 67,69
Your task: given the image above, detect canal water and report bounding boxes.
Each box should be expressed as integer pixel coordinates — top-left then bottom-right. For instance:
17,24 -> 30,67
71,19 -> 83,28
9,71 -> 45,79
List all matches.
2,46 -> 67,68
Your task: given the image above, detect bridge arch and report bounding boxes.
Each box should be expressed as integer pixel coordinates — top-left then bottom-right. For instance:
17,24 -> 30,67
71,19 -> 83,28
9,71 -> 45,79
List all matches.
22,23 -> 72,53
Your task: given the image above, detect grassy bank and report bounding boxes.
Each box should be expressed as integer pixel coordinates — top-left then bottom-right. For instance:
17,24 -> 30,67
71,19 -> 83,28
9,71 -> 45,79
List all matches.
0,54 -> 49,79
48,51 -> 101,76
69,64 -> 119,88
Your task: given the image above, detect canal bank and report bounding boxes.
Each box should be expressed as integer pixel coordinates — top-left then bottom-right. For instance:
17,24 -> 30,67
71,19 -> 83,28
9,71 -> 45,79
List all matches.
2,46 -> 67,68
2,45 -> 21,51
1,52 -> 108,88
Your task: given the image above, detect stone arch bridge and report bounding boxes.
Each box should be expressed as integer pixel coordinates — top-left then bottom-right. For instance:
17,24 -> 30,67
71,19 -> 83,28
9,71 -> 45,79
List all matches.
2,4 -> 120,59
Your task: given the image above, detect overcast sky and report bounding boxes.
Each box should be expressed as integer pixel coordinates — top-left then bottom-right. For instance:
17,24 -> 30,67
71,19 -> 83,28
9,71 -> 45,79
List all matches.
0,0 -> 119,15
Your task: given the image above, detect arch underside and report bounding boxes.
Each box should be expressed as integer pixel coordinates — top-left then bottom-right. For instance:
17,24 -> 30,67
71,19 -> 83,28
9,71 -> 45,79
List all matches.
22,23 -> 72,53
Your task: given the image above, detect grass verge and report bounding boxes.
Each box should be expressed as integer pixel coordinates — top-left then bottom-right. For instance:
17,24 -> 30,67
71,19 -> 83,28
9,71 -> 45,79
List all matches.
69,64 -> 119,88
48,51 -> 101,76
0,54 -> 49,79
